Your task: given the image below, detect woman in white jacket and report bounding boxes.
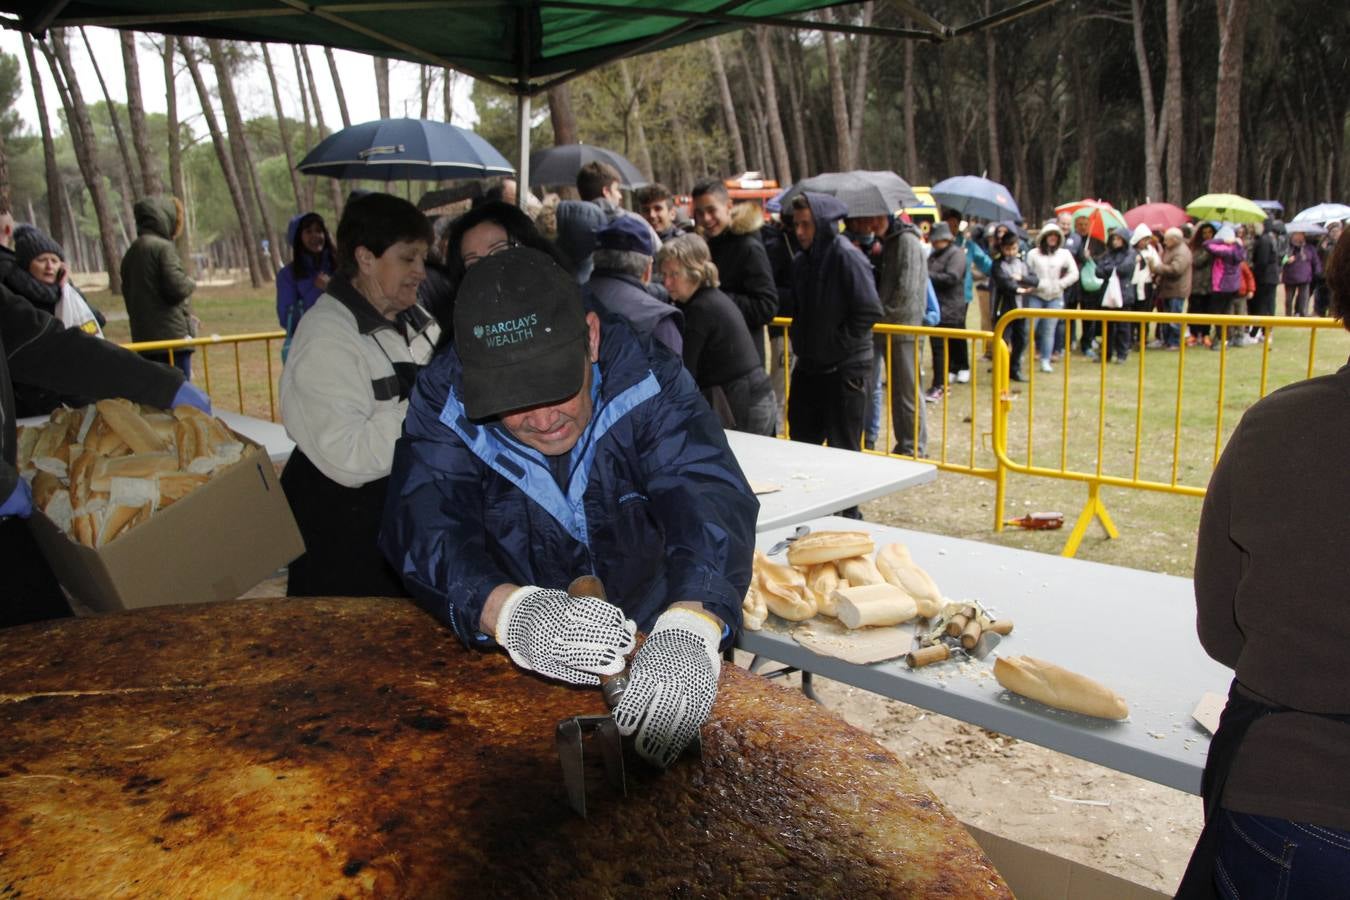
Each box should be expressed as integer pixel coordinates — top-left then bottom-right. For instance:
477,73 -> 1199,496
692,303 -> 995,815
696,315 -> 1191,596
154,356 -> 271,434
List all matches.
1025,222 -> 1079,373
279,193 -> 441,597
1130,224 -> 1161,349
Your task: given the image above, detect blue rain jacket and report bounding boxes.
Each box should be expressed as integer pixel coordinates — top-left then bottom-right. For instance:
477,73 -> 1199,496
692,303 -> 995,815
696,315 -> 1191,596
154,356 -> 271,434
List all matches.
380,315 -> 758,648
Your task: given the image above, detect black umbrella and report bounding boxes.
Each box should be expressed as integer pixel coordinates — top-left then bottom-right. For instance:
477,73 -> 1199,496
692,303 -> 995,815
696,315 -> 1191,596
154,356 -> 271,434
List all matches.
780,170 -> 920,218
528,144 -> 648,190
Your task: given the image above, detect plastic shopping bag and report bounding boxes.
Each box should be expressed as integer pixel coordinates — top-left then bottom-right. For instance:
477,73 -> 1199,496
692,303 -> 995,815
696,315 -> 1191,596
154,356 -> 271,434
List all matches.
57,283 -> 104,337
1102,271 -> 1124,309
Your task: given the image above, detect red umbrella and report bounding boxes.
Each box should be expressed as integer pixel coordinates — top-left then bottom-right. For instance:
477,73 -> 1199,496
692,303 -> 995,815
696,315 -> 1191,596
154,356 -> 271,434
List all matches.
1124,202 -> 1190,232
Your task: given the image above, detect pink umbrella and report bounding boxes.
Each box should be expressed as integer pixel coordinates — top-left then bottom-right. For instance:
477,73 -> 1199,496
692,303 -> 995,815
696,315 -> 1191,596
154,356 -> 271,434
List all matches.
1124,202 -> 1190,232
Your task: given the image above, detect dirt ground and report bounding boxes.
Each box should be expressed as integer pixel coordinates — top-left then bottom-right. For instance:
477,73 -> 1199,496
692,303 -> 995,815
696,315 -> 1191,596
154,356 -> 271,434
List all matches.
834,472 -> 1202,895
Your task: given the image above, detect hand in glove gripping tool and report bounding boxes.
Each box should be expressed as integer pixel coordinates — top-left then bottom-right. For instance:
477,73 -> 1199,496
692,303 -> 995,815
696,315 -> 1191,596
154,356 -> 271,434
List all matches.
555,575 -> 630,818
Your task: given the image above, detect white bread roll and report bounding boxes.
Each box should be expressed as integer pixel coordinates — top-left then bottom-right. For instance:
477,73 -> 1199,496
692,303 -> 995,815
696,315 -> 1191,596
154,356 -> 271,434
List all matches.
833,583 -> 919,629
96,399 -> 168,454
742,578 -> 768,631
876,543 -> 943,616
754,551 -> 815,621
786,531 -> 875,567
993,655 -> 1129,720
837,555 -> 884,587
806,562 -> 842,617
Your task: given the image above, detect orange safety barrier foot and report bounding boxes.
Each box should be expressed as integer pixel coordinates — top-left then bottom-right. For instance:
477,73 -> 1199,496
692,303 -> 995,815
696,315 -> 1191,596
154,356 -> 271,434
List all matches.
1061,481 -> 1120,557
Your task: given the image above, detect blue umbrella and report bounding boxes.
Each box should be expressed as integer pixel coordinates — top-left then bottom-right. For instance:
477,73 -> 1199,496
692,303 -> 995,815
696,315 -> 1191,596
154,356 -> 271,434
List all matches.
297,118 -> 514,181
930,175 -> 1021,222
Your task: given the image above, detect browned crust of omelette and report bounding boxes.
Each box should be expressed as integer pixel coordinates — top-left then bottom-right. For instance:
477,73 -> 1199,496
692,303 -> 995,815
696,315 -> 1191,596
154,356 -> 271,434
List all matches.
0,598 -> 1009,898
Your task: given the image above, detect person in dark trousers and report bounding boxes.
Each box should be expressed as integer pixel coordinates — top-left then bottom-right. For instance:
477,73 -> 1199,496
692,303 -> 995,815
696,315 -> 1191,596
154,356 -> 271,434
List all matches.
588,217 -> 684,356
877,217 -> 929,454
656,233 -> 774,435
926,222 -> 969,400
990,230 -> 1038,380
1092,227 -> 1137,363
786,193 -> 882,518
121,196 -> 197,379
1147,227 -> 1192,349
1249,219 -> 1281,341
1,285 -> 210,628
278,193 -> 441,598
1189,222 -> 1218,345
1177,228 -> 1350,899
690,179 -> 778,363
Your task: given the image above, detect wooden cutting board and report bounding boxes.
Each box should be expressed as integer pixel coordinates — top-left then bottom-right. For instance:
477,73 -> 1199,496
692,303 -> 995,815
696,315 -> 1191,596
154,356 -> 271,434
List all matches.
0,597 -> 1009,897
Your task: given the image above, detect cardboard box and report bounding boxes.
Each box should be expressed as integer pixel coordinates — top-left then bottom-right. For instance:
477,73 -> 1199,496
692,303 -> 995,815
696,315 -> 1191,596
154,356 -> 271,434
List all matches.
965,823 -> 1172,900
27,442 -> 304,613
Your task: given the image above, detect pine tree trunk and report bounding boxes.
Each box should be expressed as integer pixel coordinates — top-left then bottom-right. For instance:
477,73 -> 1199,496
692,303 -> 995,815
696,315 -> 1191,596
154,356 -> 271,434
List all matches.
208,39 -> 280,278
324,47 -> 352,127
300,47 -> 344,219
821,9 -> 853,171
735,43 -> 769,174
708,37 -> 747,174
1162,0 -> 1183,201
23,34 -> 63,245
617,59 -> 654,181
754,26 -> 792,185
983,10 -> 1001,183
261,44 -> 305,211
903,34 -> 919,182
292,45 -> 317,211
548,83 -> 579,145
1130,0 -> 1164,201
443,70 -> 454,122
44,31 -> 123,293
662,86 -> 695,190
0,130 -> 9,216
180,38 -> 263,288
121,31 -> 162,195
1207,0 -> 1247,193
848,2 -> 874,166
780,30 -> 811,180
1070,44 -> 1095,198
79,27 -> 140,228
419,66 -> 430,119
162,36 -> 192,275
374,57 -> 391,118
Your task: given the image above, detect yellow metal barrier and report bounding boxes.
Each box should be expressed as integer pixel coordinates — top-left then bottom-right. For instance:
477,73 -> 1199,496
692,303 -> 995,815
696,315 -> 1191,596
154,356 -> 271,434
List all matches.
122,331 -> 286,421
990,309 -> 1347,556
769,318 -> 999,480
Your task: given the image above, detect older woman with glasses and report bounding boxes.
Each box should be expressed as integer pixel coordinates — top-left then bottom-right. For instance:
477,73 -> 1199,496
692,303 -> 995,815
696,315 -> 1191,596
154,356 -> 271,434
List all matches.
656,234 -> 776,435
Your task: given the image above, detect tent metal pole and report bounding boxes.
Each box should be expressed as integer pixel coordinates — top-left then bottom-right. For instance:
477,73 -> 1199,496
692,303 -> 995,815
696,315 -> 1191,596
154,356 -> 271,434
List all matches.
516,93 -> 531,207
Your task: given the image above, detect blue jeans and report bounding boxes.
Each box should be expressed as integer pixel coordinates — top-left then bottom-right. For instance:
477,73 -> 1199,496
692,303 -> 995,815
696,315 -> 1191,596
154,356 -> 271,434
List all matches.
864,350 -> 885,448
1024,295 -> 1063,362
1215,809 -> 1350,899
1158,297 -> 1185,347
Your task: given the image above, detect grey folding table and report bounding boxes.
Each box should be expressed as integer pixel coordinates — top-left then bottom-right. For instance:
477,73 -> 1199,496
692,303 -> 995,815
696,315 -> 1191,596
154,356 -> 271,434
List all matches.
739,516 -> 1233,794
724,432 -> 936,532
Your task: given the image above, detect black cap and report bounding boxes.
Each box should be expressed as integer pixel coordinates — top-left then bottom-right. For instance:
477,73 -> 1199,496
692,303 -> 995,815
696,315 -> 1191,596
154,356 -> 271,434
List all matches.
454,247 -> 589,420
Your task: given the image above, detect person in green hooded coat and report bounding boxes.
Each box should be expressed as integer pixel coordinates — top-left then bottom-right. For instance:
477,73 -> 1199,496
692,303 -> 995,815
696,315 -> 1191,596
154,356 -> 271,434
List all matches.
120,195 -> 197,378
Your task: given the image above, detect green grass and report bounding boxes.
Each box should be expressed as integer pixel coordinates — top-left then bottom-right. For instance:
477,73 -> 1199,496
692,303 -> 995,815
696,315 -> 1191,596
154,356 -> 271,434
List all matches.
86,276 -> 1350,579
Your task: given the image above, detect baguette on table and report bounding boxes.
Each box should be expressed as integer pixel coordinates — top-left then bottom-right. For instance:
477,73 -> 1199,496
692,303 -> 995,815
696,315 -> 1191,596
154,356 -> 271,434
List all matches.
993,655 -> 1129,720
786,531 -> 875,567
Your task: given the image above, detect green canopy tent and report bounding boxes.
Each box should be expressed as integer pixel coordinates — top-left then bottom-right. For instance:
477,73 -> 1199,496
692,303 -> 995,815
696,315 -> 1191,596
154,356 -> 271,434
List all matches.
1,0 -> 1061,190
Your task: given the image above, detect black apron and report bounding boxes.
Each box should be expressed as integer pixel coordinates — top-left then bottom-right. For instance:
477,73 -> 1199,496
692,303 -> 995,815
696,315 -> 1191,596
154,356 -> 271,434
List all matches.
1175,680 -> 1350,898
280,448 -> 408,598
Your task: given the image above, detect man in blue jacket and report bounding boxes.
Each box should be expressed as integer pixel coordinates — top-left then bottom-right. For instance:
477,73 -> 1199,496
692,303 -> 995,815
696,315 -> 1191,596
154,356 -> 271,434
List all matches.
381,247 -> 757,769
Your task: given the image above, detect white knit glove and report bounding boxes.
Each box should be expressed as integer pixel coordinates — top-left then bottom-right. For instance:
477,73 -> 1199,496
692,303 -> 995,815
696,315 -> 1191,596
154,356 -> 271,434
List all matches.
494,586 -> 636,686
613,608 -> 722,768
